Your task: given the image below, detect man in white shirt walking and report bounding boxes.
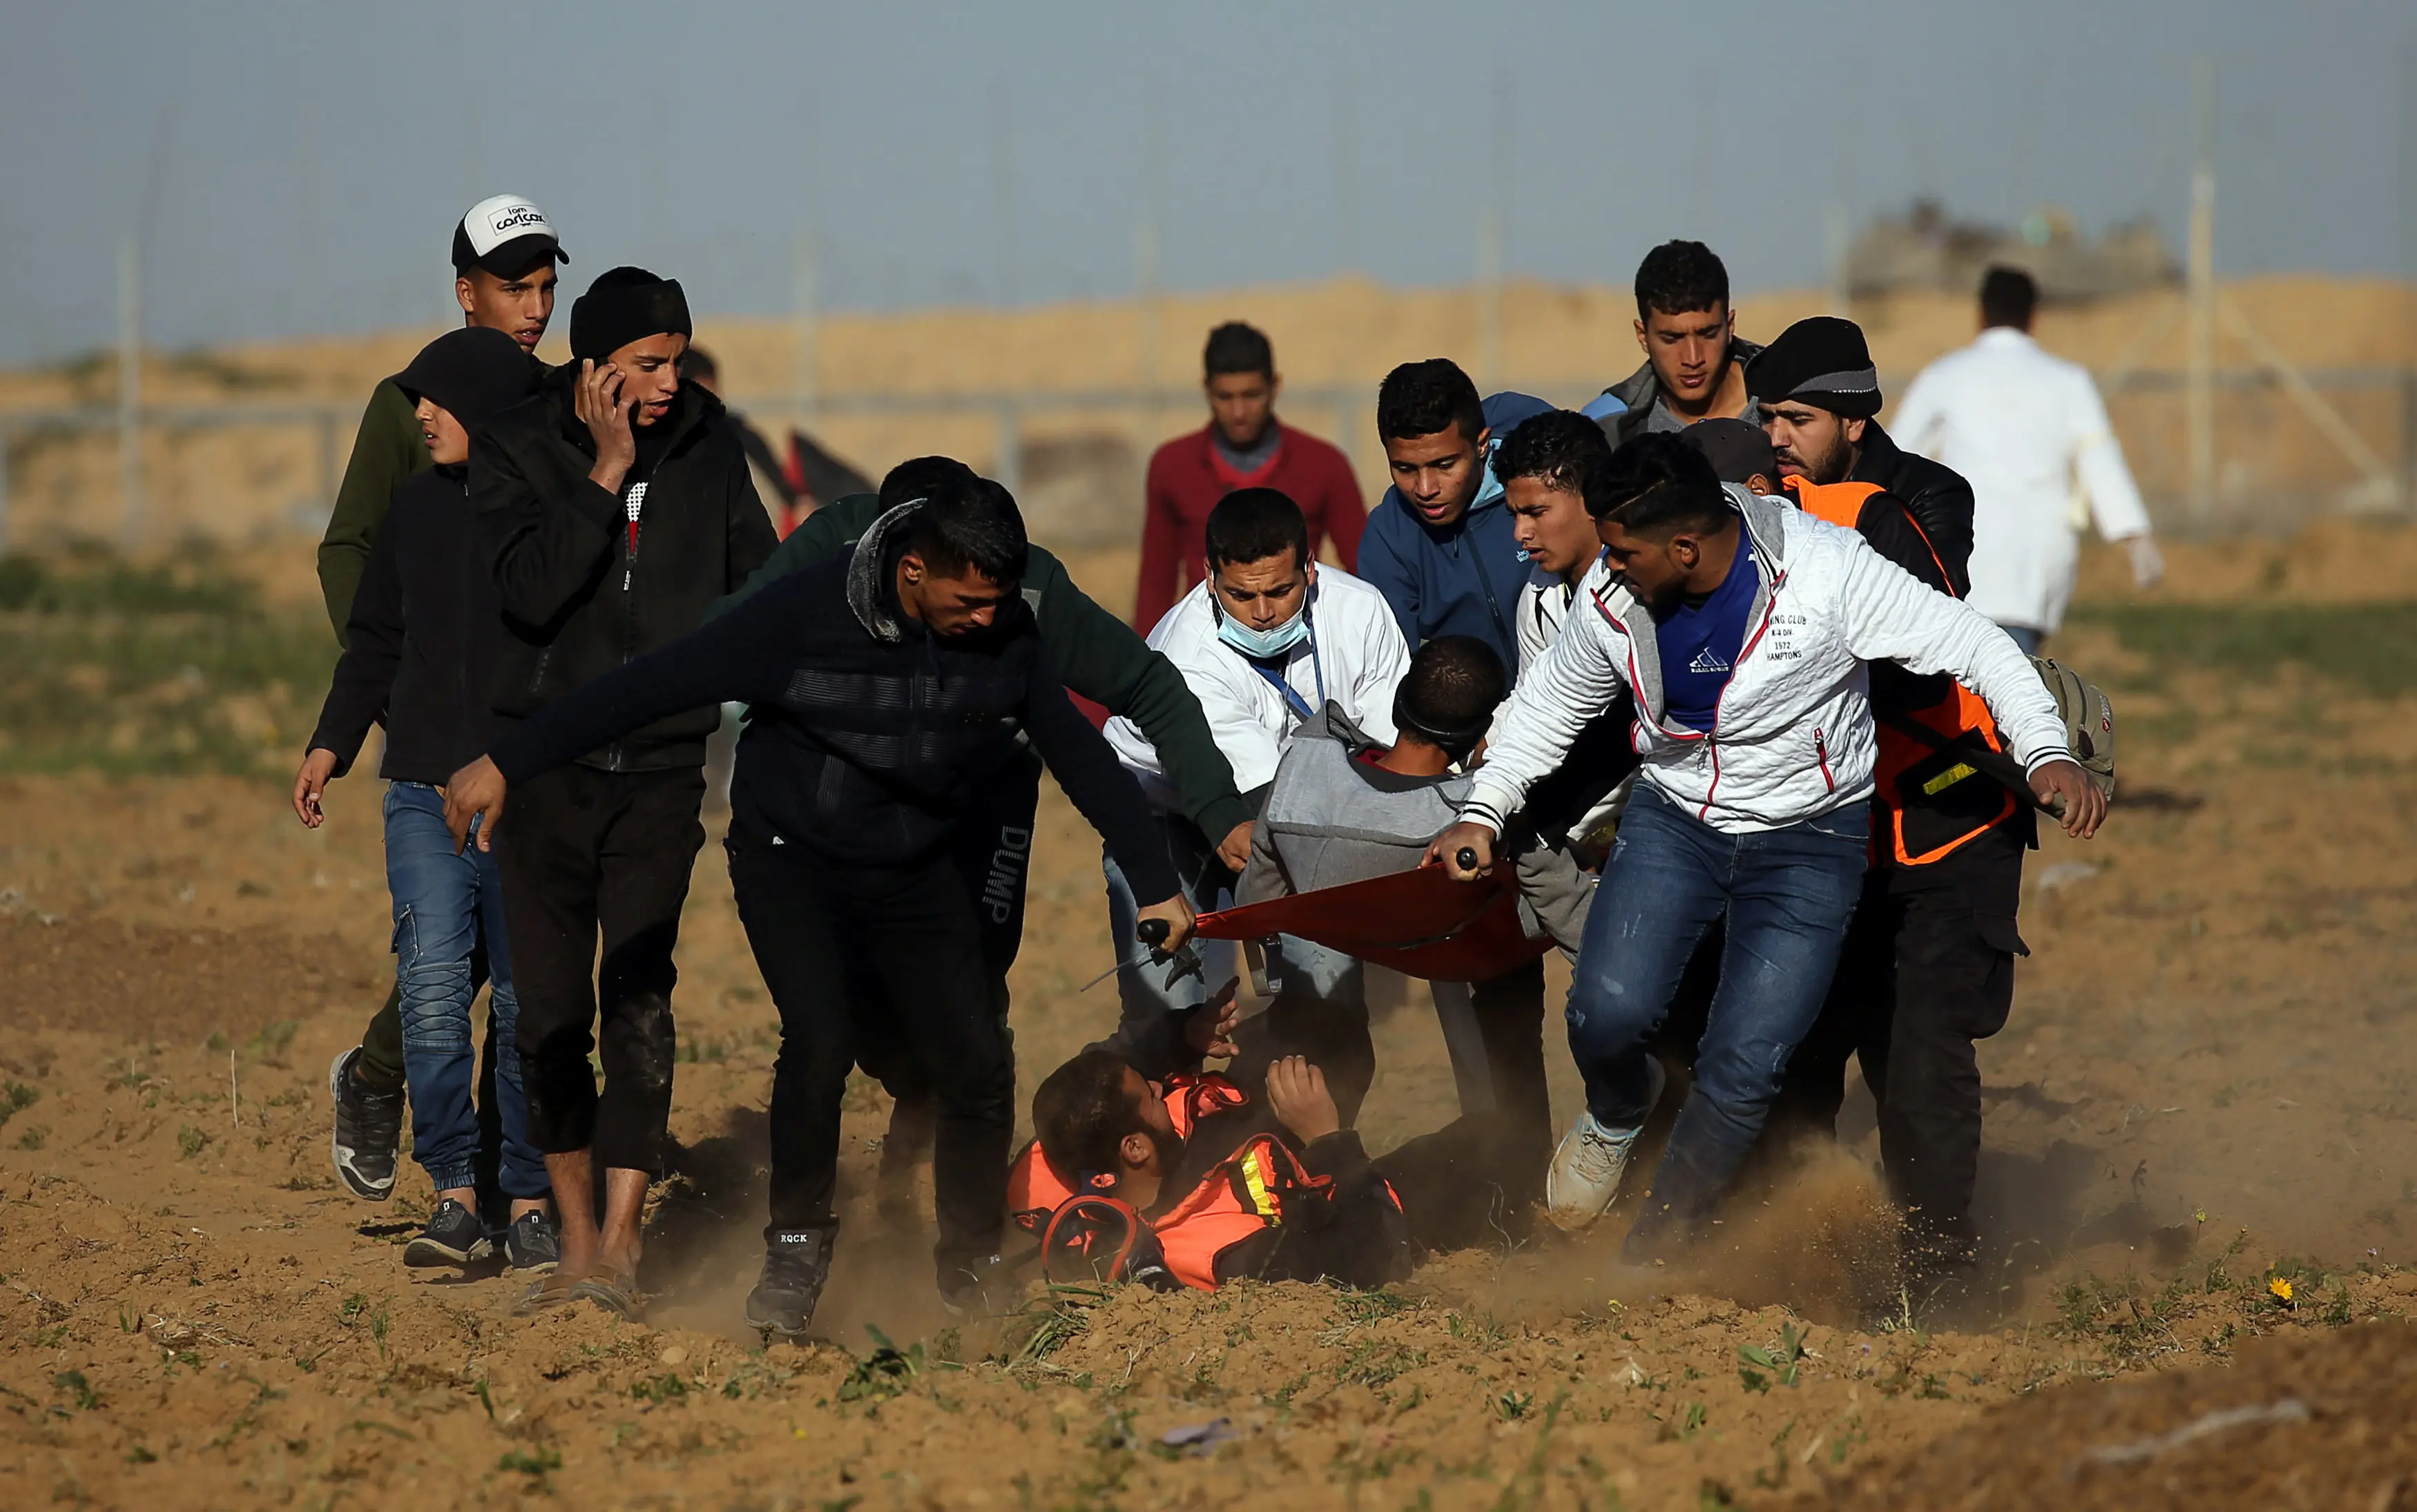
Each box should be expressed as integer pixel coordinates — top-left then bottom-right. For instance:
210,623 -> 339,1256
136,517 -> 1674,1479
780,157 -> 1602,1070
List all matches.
1892,266 -> 2163,653
1104,487 -> 1411,1072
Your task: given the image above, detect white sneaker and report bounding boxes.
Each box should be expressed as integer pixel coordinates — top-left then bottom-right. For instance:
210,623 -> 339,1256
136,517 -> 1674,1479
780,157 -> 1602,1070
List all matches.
1545,1058 -> 1666,1228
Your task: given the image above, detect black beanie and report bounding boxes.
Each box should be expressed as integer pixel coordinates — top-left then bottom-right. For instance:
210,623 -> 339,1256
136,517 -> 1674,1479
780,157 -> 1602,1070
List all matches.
390,327 -> 537,434
569,266 -> 693,362
1743,316 -> 1882,420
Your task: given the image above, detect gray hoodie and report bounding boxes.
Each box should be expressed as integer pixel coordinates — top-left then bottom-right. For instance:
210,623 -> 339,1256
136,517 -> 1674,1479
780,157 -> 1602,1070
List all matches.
1238,704 -> 1593,956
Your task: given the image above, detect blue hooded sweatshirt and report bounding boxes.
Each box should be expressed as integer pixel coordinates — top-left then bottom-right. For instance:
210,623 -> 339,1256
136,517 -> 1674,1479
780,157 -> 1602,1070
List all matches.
1356,390 -> 1554,668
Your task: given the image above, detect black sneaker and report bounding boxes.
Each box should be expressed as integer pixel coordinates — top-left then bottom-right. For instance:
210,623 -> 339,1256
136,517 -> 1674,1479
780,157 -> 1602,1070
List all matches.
744,1230 -> 834,1340
504,1210 -> 560,1273
329,1047 -> 403,1201
403,1199 -> 492,1268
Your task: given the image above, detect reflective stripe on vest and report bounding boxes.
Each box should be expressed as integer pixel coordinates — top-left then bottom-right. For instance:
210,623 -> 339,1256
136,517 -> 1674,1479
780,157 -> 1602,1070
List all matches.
1782,477 -> 2019,866
1150,1136 -> 1316,1290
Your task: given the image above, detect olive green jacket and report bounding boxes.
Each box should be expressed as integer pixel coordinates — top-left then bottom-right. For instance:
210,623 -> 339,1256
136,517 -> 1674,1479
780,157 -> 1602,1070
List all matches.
711,494 -> 1252,842
316,379 -> 430,641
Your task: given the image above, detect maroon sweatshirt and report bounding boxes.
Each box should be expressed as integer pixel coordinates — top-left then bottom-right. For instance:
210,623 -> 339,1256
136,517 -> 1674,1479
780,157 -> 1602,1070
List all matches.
1133,420 -> 1366,632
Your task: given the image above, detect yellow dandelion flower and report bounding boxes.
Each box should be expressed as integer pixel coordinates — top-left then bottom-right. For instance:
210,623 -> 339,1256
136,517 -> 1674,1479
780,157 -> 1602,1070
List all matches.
2267,1277 -> 2294,1303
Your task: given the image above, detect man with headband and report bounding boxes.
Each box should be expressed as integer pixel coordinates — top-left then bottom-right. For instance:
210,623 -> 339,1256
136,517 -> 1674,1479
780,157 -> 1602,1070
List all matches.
467,265 -> 778,1318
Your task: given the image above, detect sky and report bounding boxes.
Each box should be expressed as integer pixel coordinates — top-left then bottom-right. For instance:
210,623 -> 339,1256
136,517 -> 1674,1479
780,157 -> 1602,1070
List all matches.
1,0 -> 2412,367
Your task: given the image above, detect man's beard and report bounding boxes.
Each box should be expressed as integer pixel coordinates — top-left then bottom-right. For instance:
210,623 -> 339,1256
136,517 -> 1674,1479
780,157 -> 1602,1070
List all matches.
1782,426 -> 1854,485
1144,1123 -> 1186,1177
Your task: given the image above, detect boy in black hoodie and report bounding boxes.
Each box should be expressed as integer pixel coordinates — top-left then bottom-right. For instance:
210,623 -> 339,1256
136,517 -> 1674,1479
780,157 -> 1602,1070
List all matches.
294,327 -> 555,1272
468,267 -> 778,1317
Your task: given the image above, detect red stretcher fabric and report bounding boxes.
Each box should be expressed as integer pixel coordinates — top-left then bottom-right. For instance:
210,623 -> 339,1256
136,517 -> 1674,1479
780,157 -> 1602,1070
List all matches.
1193,864 -> 1552,983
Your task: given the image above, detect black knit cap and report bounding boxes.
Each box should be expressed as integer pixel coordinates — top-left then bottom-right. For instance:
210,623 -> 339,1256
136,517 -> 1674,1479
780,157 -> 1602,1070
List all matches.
1742,316 -> 1882,419
1678,417 -> 1778,488
390,327 -> 537,434
569,266 -> 693,362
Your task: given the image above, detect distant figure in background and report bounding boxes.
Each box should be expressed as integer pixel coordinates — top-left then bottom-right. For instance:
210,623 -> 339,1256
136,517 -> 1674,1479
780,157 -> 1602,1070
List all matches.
682,346 -> 872,536
1891,266 -> 2162,654
1586,241 -> 1765,444
1135,322 -> 1365,631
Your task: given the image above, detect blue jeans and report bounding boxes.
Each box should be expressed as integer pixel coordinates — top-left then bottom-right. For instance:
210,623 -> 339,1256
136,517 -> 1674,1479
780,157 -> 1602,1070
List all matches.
1566,785 -> 1869,1255
385,782 -> 546,1200
2001,624 -> 2045,656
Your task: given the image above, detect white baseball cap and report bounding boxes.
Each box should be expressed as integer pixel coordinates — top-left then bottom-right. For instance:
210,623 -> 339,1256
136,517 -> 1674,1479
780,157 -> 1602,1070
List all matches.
452,194 -> 569,278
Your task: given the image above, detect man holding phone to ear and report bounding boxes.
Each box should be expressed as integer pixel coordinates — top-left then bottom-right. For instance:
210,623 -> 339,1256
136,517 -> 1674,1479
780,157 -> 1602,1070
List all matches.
470,266 -> 778,1318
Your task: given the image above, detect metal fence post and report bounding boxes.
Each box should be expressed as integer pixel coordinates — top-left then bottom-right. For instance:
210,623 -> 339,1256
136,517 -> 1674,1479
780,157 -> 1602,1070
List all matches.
994,401 -> 1022,499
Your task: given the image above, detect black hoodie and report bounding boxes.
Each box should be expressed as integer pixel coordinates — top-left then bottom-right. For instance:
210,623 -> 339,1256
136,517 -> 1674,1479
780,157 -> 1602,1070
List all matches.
307,465 -> 501,784
486,504 -> 1180,894
473,369 -> 778,773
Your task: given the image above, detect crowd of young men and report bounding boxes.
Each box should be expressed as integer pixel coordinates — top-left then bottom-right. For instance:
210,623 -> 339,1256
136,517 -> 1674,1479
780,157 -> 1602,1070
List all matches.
306,204 -> 2129,1330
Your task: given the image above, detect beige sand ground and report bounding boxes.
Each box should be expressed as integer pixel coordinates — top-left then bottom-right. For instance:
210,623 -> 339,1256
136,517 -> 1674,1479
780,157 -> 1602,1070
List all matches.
6,530 -> 2417,1506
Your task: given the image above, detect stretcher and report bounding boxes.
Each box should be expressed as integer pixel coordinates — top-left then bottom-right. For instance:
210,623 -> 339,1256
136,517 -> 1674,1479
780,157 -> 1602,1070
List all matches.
1191,861 -> 1553,985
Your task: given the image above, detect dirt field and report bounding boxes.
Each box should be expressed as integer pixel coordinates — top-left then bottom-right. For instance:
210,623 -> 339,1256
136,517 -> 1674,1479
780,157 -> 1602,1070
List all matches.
6,531 -> 2417,1507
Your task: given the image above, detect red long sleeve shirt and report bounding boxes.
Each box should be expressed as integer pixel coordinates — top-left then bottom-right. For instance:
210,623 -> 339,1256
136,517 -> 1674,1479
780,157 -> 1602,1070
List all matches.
1133,420 -> 1366,632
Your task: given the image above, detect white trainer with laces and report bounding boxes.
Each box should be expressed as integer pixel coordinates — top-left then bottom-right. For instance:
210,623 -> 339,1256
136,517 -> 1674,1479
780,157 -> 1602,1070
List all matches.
1545,1057 -> 1666,1228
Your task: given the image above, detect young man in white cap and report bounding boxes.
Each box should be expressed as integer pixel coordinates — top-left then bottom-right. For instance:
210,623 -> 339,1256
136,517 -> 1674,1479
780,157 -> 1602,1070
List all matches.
322,195 -> 567,1212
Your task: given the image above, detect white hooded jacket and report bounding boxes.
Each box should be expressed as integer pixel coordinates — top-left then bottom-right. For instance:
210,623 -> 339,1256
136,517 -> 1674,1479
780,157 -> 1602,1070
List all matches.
1462,486 -> 2068,837
1107,564 -> 1409,811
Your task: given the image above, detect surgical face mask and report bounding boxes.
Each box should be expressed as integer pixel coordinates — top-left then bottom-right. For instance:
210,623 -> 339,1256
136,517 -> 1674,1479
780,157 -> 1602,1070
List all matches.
1216,605 -> 1310,660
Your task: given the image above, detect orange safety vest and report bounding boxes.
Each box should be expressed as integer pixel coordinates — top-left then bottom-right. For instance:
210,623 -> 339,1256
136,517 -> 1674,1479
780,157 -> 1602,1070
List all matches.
1007,1072 -> 1250,1235
1784,477 -> 2021,866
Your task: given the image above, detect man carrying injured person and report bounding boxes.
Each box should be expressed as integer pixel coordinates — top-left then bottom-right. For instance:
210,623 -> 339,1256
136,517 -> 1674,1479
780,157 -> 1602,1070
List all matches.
1231,634 -> 1591,1210
1428,433 -> 2105,1262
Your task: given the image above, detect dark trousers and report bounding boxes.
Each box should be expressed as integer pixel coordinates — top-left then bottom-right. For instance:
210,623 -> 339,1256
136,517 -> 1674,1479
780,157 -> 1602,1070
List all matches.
1771,825 -> 2025,1262
726,827 -> 1012,1282
854,752 -> 1038,1098
1466,960 -> 1553,1208
496,764 -> 706,1177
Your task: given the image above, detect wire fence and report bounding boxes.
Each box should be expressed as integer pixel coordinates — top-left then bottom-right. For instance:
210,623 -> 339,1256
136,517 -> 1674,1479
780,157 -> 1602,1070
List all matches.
1,366 -> 2412,556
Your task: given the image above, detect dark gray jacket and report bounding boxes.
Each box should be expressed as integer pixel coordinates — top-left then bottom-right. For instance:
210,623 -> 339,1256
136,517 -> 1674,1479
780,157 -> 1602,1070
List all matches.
1593,336 -> 1767,447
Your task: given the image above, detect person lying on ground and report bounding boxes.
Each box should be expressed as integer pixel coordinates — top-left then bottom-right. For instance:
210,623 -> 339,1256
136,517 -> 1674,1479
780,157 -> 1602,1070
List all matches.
705,454 -> 1250,1219
443,475 -> 1192,1339
291,327 -> 557,1273
1102,487 -> 1408,1074
1427,434 -> 2103,1263
1017,1016 -> 1536,1294
1229,634 -> 1590,1204
318,194 -> 568,1207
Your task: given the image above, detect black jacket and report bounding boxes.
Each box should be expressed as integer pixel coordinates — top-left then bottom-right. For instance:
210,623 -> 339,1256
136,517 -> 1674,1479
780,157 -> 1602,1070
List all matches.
474,371 -> 778,773
488,506 -> 1180,895
1851,420 -> 1974,594
306,466 -> 500,784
